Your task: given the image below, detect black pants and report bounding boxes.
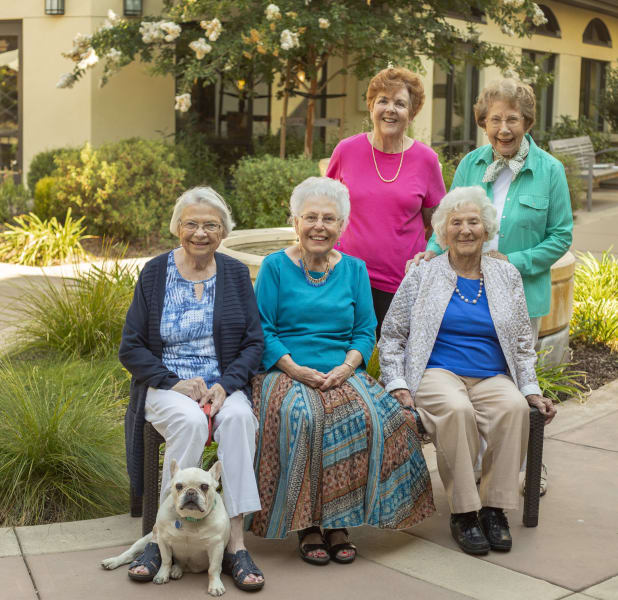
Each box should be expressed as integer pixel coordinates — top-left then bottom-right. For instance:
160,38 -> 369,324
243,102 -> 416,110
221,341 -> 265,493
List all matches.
371,287 -> 395,341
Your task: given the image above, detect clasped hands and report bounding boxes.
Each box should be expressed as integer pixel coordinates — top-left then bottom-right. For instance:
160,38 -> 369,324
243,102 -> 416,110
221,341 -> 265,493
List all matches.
171,377 -> 227,416
292,363 -> 354,391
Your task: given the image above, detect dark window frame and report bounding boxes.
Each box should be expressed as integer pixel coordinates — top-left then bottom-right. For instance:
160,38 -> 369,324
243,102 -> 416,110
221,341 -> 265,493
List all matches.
580,58 -> 608,131
582,18 -> 612,48
530,5 -> 561,38
522,50 -> 556,135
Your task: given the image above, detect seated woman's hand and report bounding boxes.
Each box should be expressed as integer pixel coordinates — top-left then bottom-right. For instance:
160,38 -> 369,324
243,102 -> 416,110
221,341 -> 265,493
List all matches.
320,364 -> 354,391
390,388 -> 416,409
292,365 -> 328,389
200,382 -> 227,416
526,394 -> 557,425
171,377 -> 208,402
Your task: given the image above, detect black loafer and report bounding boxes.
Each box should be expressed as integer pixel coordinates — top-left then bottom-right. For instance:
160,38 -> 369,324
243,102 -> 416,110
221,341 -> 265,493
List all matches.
479,507 -> 512,552
450,512 -> 490,555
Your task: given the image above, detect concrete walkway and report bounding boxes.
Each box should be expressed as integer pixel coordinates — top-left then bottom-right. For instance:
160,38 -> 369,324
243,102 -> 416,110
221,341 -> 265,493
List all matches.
1,379 -> 617,600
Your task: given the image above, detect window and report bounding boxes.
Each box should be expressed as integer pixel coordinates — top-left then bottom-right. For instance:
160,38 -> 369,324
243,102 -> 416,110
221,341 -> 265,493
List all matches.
0,22 -> 21,182
580,58 -> 607,130
582,18 -> 612,47
530,5 -> 560,37
431,60 -> 479,156
522,50 -> 555,136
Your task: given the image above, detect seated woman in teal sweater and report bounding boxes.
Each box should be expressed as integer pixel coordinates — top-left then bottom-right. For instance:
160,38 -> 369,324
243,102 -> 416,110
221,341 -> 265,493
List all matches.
248,177 -> 434,566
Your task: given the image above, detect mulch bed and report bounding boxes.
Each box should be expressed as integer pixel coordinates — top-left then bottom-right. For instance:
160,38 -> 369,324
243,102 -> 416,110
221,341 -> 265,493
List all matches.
81,237 -> 172,260
570,341 -> 618,391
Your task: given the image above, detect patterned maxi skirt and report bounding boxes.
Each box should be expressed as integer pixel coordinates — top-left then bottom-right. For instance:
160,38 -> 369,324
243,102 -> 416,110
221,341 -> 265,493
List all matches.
248,370 -> 435,538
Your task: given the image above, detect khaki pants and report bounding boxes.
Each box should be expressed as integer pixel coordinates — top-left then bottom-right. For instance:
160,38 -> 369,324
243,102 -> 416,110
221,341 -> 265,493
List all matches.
415,368 -> 529,514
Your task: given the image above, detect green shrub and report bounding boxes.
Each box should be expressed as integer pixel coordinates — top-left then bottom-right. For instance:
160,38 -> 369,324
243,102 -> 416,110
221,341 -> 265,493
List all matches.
535,349 -> 588,403
0,177 -> 30,222
11,257 -> 138,358
436,149 -> 462,191
53,139 -> 185,242
229,155 -> 319,228
0,209 -> 90,266
27,147 -> 80,192
33,176 -> 66,221
175,130 -> 224,192
537,115 -> 615,159
571,250 -> 618,349
0,356 -> 129,526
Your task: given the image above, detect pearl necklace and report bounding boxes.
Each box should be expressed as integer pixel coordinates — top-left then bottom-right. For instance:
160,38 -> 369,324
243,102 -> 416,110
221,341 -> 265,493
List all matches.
370,136 -> 405,183
455,271 -> 484,304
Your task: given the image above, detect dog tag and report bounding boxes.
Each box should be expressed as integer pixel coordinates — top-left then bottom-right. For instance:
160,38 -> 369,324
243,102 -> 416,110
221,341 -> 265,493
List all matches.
175,519 -> 182,529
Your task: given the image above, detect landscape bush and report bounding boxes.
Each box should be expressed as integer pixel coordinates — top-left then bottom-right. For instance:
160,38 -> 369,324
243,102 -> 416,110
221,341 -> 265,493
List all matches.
570,250 -> 618,349
33,176 -> 66,221
0,177 -> 30,222
51,139 -> 185,242
0,356 -> 129,526
0,209 -> 90,266
26,147 -> 80,193
12,257 -> 138,357
229,154 -> 319,228
175,130 -> 224,193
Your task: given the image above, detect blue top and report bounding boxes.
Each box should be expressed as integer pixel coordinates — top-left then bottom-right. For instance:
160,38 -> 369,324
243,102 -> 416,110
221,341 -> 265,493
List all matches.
427,276 -> 508,378
254,249 -> 377,372
160,251 -> 221,386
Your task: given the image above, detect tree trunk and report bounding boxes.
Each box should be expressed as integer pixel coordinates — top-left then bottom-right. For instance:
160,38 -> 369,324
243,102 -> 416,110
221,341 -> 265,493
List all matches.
279,60 -> 291,160
304,76 -> 319,159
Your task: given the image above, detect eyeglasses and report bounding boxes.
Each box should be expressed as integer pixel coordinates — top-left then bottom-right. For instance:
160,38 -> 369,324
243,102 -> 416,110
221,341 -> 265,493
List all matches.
181,221 -> 222,232
300,214 -> 340,226
487,115 -> 524,129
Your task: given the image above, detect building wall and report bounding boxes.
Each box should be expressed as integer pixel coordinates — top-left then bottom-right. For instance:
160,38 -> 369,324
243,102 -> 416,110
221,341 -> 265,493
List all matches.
1,0 -> 174,186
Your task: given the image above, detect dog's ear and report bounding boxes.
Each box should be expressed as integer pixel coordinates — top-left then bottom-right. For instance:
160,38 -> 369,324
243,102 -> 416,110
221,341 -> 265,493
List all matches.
170,458 -> 179,478
208,460 -> 223,482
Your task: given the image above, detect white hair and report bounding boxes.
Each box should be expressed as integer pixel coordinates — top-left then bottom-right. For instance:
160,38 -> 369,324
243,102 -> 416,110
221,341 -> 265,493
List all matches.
432,186 -> 499,249
289,177 -> 351,228
169,186 -> 235,238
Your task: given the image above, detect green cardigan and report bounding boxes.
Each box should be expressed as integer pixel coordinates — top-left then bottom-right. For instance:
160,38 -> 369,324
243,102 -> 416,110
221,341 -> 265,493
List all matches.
427,135 -> 573,318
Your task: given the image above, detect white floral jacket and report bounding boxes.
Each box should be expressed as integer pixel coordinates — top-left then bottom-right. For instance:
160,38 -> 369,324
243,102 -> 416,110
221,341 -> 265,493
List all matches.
378,253 -> 541,398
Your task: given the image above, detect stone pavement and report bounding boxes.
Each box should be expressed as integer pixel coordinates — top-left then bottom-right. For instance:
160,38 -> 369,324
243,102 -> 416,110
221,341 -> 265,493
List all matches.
1,378 -> 617,600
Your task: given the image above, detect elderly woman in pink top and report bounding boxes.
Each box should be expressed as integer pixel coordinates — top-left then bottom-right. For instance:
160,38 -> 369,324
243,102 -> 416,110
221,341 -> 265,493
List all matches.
327,67 -> 446,338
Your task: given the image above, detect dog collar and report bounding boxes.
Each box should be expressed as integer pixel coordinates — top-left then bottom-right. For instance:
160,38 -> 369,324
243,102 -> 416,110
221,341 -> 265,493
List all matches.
175,498 -> 216,528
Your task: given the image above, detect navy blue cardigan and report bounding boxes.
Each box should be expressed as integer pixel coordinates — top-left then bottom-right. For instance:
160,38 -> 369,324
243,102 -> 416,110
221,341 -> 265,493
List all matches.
119,251 -> 264,496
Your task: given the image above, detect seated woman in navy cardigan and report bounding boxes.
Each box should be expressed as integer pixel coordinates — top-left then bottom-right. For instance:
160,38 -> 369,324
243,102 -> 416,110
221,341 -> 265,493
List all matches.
119,187 -> 265,591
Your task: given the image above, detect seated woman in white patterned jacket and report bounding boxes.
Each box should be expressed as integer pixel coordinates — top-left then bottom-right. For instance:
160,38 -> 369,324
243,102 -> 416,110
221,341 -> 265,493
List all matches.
378,185 -> 556,557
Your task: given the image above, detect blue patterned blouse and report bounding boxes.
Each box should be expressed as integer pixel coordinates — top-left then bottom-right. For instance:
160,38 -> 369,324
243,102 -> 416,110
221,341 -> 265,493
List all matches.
160,251 -> 221,386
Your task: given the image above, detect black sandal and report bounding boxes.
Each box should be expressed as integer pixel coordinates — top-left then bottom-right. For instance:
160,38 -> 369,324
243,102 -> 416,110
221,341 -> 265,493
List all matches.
222,549 -> 265,591
297,526 -> 330,566
324,528 -> 357,564
127,541 -> 161,582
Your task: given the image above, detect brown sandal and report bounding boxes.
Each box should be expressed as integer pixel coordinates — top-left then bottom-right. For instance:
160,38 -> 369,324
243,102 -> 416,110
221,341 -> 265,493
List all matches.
324,528 -> 356,564
298,526 -> 330,566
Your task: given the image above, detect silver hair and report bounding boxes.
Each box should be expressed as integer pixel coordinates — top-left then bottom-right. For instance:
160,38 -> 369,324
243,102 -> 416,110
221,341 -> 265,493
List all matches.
432,186 -> 499,249
289,176 -> 351,228
169,186 -> 235,238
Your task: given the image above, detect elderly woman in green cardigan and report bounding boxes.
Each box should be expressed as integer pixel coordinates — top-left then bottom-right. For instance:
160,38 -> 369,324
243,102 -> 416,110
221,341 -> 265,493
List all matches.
413,77 -> 573,494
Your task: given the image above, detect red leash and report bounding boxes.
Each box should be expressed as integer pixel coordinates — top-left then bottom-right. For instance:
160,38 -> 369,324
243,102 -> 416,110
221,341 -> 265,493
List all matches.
202,403 -> 214,446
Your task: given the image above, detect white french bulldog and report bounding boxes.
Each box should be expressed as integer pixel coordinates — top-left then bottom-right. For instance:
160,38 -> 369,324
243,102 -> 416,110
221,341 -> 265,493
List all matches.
102,459 -> 231,596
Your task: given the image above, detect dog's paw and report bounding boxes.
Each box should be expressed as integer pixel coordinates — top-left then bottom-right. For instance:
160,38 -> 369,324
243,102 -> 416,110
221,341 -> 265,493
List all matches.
208,577 -> 226,596
170,564 -> 183,580
100,557 -> 121,570
153,572 -> 170,585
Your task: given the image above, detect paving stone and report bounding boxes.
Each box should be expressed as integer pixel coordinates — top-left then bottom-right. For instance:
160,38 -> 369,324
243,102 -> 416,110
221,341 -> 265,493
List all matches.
407,438 -> 618,592
583,575 -> 618,600
552,409 -> 618,452
0,527 -> 20,557
0,556 -> 37,599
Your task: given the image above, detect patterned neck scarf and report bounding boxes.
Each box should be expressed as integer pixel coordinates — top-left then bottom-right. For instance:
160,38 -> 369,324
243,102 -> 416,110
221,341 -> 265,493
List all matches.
482,135 -> 530,183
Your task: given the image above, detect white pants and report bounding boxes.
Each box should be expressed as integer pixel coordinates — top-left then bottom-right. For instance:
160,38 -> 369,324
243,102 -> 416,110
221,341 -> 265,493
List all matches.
145,387 -> 261,518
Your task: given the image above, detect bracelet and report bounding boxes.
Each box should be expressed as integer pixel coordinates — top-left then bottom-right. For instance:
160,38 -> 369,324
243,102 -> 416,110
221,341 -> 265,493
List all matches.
343,361 -> 356,373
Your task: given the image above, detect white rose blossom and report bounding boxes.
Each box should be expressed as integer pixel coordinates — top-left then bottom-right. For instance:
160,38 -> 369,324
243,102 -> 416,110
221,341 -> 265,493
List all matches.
77,47 -> 99,70
160,21 -> 182,42
189,38 -> 212,59
102,9 -> 122,30
318,18 -> 330,29
501,24 -> 515,36
502,0 -> 524,7
531,4 -> 548,26
265,4 -> 281,21
175,93 -> 192,112
56,72 -> 77,89
280,29 -> 299,50
200,17 -> 222,41
106,48 -> 122,63
139,21 -> 164,43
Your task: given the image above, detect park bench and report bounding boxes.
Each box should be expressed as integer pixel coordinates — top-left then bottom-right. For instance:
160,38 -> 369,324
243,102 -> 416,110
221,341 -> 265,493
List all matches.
549,135 -> 618,212
130,406 -> 546,535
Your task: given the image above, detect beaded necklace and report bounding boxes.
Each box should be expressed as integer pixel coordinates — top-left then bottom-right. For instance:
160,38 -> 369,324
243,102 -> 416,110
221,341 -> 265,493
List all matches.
299,250 -> 332,287
454,271 -> 484,304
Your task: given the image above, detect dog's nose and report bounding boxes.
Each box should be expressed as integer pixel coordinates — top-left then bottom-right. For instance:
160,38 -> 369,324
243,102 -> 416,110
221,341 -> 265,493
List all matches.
185,488 -> 197,498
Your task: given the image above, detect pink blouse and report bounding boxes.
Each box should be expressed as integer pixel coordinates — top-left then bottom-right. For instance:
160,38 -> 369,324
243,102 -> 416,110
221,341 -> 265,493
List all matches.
327,133 -> 445,293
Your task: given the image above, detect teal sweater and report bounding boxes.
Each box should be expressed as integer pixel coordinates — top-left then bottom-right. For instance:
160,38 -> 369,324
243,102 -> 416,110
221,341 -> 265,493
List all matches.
427,135 -> 573,317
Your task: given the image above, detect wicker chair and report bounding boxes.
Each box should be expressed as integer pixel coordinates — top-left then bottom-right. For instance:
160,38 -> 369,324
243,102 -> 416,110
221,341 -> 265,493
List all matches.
131,406 -> 545,534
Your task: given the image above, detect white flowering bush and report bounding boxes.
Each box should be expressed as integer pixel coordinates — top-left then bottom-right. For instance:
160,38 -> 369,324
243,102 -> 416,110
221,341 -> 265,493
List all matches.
59,0 -> 548,157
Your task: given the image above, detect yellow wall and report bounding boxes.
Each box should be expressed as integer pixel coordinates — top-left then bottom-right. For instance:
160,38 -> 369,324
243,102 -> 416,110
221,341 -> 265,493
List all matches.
2,0 -> 174,186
